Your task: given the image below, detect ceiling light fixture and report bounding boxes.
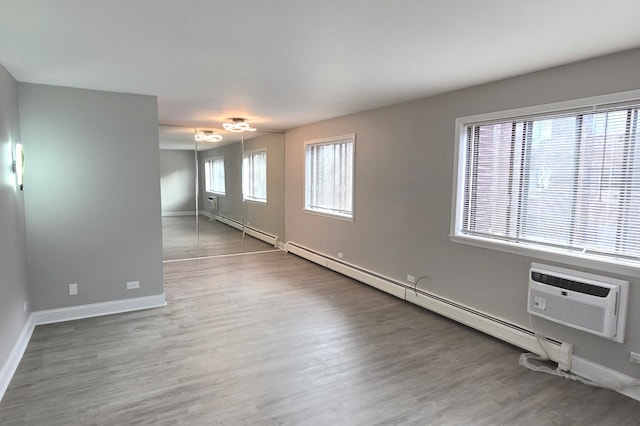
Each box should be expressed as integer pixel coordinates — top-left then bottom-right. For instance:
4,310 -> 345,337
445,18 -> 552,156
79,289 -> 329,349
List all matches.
223,118 -> 256,133
194,130 -> 223,142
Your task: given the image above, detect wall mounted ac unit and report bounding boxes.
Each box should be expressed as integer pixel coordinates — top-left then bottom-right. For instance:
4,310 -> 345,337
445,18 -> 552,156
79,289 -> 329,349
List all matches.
207,196 -> 218,212
527,263 -> 628,343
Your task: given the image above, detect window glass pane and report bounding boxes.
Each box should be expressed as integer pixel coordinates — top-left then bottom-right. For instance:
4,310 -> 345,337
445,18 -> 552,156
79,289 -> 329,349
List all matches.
522,116 -> 576,246
459,103 -> 640,264
305,135 -> 354,218
206,158 -> 225,195
243,151 -> 267,202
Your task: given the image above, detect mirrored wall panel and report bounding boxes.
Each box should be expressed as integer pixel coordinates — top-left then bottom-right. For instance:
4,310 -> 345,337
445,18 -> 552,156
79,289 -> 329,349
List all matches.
159,125 -> 284,261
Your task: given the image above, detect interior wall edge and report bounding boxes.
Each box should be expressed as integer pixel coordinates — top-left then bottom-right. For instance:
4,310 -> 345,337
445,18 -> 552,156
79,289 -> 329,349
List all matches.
0,314 -> 35,403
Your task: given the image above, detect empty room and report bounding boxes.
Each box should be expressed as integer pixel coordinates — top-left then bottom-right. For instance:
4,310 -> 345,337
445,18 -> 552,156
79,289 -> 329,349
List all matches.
1,1 -> 639,424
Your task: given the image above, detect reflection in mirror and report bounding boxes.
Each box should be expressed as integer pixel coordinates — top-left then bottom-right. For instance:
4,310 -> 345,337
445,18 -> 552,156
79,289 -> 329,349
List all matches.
158,125 -> 284,261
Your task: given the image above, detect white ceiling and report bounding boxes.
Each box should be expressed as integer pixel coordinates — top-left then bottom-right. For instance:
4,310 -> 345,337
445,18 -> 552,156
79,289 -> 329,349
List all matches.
2,0 -> 640,148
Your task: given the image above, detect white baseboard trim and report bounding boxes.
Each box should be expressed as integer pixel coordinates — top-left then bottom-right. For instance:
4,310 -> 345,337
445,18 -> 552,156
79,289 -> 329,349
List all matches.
0,315 -> 35,402
214,214 -> 280,247
285,240 -> 639,402
199,210 -> 213,219
571,356 -> 640,401
286,241 -> 422,306
32,294 -> 167,325
162,211 -> 196,217
1,294 -> 166,402
404,290 -> 572,369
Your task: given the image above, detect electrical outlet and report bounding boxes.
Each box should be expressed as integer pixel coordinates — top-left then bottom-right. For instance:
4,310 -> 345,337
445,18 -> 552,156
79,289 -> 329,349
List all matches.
338,252 -> 343,259
23,301 -> 28,313
69,283 -> 78,295
126,281 -> 140,290
407,275 -> 416,283
630,351 -> 640,364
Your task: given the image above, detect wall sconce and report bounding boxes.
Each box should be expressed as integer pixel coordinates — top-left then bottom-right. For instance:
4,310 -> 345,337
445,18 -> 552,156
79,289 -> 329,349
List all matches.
12,143 -> 24,191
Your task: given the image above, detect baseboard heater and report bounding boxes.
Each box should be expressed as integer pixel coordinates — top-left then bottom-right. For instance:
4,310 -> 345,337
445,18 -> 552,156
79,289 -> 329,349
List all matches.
214,214 -> 280,248
285,241 -> 573,370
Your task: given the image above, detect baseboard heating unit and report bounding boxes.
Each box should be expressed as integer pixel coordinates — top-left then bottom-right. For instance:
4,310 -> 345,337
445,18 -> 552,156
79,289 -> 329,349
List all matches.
285,242 -> 640,401
284,241 -> 572,369
214,214 -> 280,247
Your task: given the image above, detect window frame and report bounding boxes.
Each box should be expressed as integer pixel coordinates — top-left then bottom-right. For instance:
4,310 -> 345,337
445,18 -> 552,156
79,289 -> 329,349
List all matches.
242,148 -> 268,204
304,133 -> 356,221
204,156 -> 226,196
451,89 -> 640,276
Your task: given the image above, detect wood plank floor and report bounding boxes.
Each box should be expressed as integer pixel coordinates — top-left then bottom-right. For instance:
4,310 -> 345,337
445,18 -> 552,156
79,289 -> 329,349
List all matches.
162,216 -> 275,261
1,251 -> 639,425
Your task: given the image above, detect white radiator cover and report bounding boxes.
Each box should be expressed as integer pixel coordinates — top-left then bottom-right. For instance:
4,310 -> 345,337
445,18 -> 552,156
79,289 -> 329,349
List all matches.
528,263 -> 628,343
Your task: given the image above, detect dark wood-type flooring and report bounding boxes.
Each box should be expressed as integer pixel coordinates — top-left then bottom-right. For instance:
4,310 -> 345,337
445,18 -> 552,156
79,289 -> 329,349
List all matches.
161,215 -> 275,261
1,250 -> 639,424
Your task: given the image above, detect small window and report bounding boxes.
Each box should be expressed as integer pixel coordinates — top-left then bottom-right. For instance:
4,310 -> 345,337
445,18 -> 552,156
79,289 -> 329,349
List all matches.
205,157 -> 225,195
452,94 -> 640,269
243,150 -> 267,203
305,134 -> 355,219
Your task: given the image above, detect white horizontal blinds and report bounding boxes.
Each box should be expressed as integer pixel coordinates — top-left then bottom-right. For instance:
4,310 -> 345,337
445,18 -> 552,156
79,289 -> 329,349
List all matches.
243,151 -> 267,202
463,104 -> 640,261
306,137 -> 353,217
210,158 -> 225,195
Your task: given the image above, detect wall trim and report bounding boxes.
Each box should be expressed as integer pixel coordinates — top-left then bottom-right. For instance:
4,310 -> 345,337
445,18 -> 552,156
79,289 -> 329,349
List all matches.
162,211 -> 196,217
571,356 -> 640,401
0,315 -> 35,403
199,209 -> 213,219
285,240 -> 639,402
32,294 -> 167,325
214,214 -> 280,247
1,294 -> 167,402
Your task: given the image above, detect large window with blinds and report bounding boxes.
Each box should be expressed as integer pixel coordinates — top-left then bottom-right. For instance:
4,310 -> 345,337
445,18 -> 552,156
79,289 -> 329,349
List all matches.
305,134 -> 355,219
453,95 -> 640,268
205,157 -> 226,195
243,150 -> 267,203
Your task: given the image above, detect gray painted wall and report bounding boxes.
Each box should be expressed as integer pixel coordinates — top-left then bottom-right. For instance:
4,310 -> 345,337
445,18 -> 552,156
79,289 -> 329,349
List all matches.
285,48 -> 640,377
19,83 -> 164,310
160,149 -> 196,214
198,143 -> 244,222
243,133 -> 285,240
0,65 -> 30,372
197,134 -> 286,239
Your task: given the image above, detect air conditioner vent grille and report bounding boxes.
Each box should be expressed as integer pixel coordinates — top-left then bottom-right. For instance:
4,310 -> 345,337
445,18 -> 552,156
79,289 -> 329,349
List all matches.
529,289 -> 605,333
531,271 -> 610,297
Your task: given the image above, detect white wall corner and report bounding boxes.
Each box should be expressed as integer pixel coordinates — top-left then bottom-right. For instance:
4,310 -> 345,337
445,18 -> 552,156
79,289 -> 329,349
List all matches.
0,315 -> 35,402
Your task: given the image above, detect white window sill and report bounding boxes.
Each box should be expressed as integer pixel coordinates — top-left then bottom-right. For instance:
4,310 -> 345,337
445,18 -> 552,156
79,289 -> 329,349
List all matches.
243,198 -> 267,205
449,233 -> 640,278
304,208 -> 354,222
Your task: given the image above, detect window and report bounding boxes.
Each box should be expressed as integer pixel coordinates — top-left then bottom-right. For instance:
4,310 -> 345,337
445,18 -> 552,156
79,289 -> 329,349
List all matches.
243,150 -> 267,203
453,94 -> 640,269
205,157 -> 225,195
305,134 -> 355,219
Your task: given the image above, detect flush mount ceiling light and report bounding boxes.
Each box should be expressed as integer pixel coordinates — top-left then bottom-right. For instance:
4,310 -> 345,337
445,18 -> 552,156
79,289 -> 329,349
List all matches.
223,118 -> 256,133
194,129 -> 223,142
